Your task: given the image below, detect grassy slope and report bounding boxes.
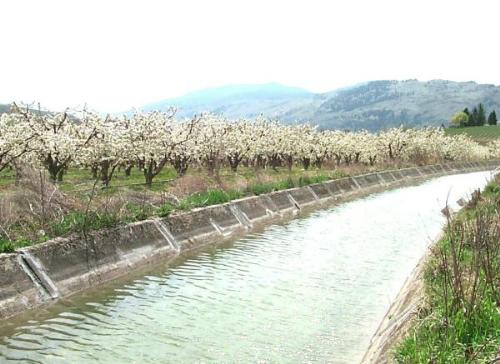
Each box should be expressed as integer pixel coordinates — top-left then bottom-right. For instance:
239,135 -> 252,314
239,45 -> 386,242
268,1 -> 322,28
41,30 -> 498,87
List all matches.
445,125 -> 500,144
0,164 -> 356,252
394,176 -> 500,363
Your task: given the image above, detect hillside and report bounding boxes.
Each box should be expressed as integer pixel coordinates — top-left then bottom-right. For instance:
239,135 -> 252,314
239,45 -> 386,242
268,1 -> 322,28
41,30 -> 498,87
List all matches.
140,80 -> 500,131
307,80 -> 500,130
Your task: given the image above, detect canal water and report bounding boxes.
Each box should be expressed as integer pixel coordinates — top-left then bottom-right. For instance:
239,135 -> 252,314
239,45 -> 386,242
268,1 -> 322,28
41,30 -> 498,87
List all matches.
0,171 -> 494,363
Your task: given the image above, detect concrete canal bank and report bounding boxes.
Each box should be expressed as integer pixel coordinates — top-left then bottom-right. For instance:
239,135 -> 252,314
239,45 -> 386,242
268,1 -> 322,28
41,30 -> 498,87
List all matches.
1,161 -> 498,321
361,241 -> 432,363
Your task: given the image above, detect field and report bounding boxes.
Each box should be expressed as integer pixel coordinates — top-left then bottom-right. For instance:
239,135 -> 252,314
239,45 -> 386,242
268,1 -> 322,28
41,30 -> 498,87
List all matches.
0,163 -> 357,195
445,125 -> 500,144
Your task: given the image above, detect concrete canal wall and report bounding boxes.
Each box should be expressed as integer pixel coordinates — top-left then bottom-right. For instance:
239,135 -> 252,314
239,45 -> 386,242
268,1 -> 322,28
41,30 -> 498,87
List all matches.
1,160 -> 499,320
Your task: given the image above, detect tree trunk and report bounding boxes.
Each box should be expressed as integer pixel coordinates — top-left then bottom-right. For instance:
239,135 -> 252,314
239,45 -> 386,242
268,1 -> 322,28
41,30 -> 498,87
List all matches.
354,152 -> 361,164
302,157 -> 311,170
206,159 -> 216,176
228,154 -> 241,172
173,156 -> 189,176
100,161 -> 111,187
48,167 -> 58,183
125,164 -> 133,177
45,155 -> 66,183
270,156 -> 280,171
57,169 -> 64,182
144,162 -> 155,188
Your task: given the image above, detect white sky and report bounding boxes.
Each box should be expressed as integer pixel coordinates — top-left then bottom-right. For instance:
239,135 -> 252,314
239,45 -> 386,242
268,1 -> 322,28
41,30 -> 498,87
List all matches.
1,0 -> 499,112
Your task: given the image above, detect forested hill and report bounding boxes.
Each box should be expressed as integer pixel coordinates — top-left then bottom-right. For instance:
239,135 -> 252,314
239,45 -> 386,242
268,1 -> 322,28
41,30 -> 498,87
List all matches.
303,80 -> 500,130
140,80 -> 500,131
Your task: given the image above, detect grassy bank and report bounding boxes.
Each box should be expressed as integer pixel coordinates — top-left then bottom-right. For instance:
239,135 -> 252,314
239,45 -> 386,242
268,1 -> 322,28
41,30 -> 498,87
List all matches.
394,175 -> 500,363
445,125 -> 500,144
0,164 -> 355,253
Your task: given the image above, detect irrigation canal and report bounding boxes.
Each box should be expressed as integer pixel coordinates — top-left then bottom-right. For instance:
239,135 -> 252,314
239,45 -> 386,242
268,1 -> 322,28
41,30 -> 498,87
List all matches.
0,171 -> 494,363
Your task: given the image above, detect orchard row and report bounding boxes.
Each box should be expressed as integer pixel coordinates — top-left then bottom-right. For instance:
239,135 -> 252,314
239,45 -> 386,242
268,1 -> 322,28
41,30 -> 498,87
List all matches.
0,105 -> 497,187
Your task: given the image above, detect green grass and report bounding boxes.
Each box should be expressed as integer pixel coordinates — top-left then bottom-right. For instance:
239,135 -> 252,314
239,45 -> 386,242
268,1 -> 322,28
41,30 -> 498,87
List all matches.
247,178 -> 294,195
124,202 -> 156,221
156,171 -> 346,216
157,203 -> 176,217
247,173 -> 343,196
0,237 -> 33,253
48,211 -> 121,238
157,173 -> 344,216
445,125 -> 500,144
0,168 -> 16,189
177,189 -> 243,210
59,166 -> 178,192
0,239 -> 15,253
158,189 -> 243,217
0,203 -> 160,252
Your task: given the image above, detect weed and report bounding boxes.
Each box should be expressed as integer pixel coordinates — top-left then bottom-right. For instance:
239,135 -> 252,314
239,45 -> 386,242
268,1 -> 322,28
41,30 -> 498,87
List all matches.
158,203 -> 175,217
125,203 -> 154,221
179,189 -> 243,210
0,237 -> 33,253
49,211 -> 120,238
248,182 -> 276,195
0,239 -> 15,253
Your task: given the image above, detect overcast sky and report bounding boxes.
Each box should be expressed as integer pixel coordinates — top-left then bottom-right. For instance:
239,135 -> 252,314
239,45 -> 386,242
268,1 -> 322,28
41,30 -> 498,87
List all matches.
1,0 -> 499,112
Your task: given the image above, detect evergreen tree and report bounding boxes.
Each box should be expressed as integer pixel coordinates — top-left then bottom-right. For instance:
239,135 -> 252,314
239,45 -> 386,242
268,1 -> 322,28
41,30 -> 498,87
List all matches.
488,110 -> 497,125
477,103 -> 486,126
470,107 -> 478,126
462,107 -> 470,126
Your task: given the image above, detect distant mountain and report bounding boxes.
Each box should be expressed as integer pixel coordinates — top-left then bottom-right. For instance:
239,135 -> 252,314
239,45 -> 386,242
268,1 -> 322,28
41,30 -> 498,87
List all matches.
0,103 -> 55,118
140,80 -> 500,131
141,83 -> 315,120
0,104 -> 10,114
